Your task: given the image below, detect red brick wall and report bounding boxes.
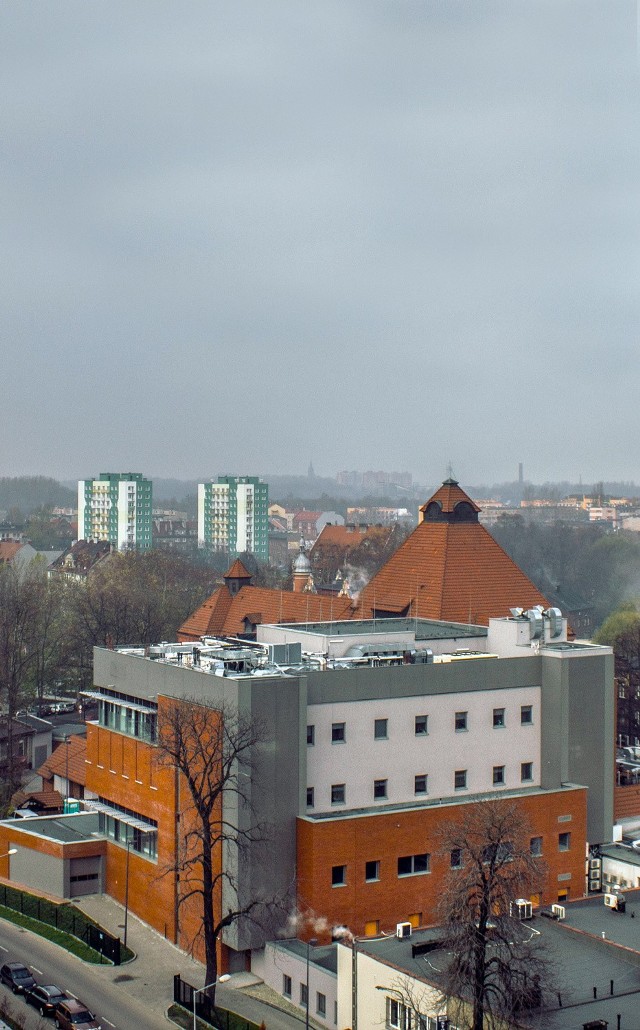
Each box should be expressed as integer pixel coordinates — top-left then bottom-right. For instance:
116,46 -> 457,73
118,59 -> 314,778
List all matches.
297,788 -> 587,943
85,700 -> 225,967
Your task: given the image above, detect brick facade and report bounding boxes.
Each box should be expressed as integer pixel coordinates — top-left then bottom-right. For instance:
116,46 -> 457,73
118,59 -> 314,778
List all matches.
297,787 -> 588,943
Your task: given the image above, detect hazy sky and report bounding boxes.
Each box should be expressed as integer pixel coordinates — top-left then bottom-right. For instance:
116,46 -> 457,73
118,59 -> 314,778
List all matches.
2,2 -> 638,486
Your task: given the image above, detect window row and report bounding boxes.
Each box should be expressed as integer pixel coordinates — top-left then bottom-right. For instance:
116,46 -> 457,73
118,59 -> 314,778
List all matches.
306,762 -> 535,807
282,977 -> 329,1020
331,834 -> 569,886
333,853 -> 431,886
307,705 -> 534,745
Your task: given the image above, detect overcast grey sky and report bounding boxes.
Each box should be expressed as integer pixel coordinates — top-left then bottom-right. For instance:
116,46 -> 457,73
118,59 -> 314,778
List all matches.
2,2 -> 638,486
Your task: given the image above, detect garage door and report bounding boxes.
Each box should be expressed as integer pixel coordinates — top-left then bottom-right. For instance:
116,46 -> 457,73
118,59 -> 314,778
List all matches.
69,857 -> 102,897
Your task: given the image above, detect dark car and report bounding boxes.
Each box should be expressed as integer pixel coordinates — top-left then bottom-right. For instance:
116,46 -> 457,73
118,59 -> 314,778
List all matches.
54,998 -> 101,1030
25,984 -> 68,1016
0,962 -> 36,994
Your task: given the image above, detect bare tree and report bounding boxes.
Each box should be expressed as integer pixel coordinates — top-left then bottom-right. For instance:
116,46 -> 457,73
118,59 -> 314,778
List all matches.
155,697 -> 275,1004
0,564 -> 45,809
436,800 -> 553,1030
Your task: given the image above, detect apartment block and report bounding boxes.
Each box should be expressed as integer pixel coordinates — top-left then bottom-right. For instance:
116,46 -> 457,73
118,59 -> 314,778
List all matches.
77,473 -> 152,551
197,476 -> 268,561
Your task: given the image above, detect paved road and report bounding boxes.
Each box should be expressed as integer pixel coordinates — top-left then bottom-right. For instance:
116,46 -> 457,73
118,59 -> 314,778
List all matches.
0,916 -> 158,1030
0,900 -> 309,1030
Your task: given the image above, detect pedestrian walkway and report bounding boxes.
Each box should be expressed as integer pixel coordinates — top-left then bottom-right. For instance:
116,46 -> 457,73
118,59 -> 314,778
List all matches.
74,894 -> 309,1028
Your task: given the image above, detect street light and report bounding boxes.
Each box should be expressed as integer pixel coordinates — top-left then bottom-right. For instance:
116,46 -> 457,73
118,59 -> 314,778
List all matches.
0,850 -> 17,859
192,975 -> 230,1030
305,937 -> 318,1029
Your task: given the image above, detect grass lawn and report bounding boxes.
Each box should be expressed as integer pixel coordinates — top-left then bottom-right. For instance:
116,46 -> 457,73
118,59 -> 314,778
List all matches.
0,905 -> 111,963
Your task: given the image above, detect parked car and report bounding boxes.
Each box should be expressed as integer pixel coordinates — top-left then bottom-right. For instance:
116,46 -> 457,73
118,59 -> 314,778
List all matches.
25,983 -> 68,1016
0,961 -> 36,994
54,998 -> 101,1029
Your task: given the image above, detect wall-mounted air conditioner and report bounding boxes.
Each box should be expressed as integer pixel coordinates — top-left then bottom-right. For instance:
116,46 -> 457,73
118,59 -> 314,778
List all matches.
396,922 -> 412,939
551,904 -> 565,920
510,899 -> 532,921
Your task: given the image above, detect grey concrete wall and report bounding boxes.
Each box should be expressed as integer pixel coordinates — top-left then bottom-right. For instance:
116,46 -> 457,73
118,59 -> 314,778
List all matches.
540,649 -> 614,844
222,675 -> 303,952
307,654 -> 543,705
11,847 -> 65,899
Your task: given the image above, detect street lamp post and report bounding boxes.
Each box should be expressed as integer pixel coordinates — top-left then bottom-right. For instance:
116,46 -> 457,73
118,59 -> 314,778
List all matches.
123,832 -> 132,949
305,937 -> 318,1029
192,975 -> 230,1030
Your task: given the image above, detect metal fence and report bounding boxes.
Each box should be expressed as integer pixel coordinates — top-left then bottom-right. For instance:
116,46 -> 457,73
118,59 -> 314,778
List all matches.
0,883 -> 121,964
173,975 -> 259,1030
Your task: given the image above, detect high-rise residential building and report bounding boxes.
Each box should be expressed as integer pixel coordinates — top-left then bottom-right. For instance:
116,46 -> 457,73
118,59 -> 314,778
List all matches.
77,473 -> 153,551
198,476 -> 269,562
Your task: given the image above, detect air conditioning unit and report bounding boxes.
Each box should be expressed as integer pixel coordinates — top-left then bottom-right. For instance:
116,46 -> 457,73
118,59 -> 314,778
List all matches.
589,879 -> 602,892
510,899 -> 532,921
396,922 -> 412,939
589,858 -> 602,871
551,904 -> 565,920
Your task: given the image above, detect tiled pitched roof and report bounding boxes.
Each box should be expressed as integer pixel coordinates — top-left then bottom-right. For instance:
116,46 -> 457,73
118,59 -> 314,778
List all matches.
310,523 -> 391,553
37,735 -> 87,787
355,483 -> 549,626
224,559 -> 252,579
0,542 -> 23,564
178,585 -> 353,639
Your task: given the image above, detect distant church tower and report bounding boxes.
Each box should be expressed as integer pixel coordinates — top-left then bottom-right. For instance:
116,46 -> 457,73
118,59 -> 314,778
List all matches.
308,461 -> 315,479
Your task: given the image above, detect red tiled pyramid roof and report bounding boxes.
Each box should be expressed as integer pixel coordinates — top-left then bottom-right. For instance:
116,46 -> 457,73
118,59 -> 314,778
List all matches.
38,734 -> 87,787
355,481 -> 549,626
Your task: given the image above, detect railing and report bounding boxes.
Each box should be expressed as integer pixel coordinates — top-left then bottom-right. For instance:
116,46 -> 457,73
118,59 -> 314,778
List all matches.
173,975 -> 260,1030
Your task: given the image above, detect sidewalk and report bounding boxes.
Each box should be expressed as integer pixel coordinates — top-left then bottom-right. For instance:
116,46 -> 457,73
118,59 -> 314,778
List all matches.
74,894 -> 310,1029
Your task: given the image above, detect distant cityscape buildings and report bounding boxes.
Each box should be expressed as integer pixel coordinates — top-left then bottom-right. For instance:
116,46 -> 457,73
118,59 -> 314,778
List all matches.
336,469 -> 413,492
77,472 -> 152,551
198,476 -> 269,561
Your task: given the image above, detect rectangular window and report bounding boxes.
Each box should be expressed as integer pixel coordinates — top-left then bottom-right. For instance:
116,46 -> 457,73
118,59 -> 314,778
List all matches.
283,974 -> 292,998
493,707 -> 505,728
414,774 -> 428,795
530,836 -> 543,857
365,860 -> 380,882
331,722 -> 345,743
454,769 -> 467,790
331,783 -> 345,805
374,718 -> 388,739
559,832 -> 571,852
455,711 -> 468,732
316,992 -> 326,1017
450,848 -> 462,869
300,983 -> 308,1006
521,704 -> 533,725
306,787 -> 314,807
374,778 -> 388,800
332,864 -> 346,886
493,765 -> 505,785
387,999 -> 401,1029
521,761 -> 533,782
364,919 -> 380,936
415,714 -> 428,735
306,725 -> 315,745
398,853 -> 430,877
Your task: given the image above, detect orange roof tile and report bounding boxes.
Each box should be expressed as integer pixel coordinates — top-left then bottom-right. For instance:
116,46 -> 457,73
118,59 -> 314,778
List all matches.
38,735 -> 87,787
310,523 -> 392,554
356,481 -> 549,626
224,559 -> 252,579
0,542 -> 23,563
178,584 -> 353,639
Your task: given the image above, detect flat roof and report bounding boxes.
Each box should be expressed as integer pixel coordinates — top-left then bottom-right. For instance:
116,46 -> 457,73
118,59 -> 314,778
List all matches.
273,618 -> 487,640
600,843 -> 640,868
353,891 -> 640,1027
1,812 -> 100,844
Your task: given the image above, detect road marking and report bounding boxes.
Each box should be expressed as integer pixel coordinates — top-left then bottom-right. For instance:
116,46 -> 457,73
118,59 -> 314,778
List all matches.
0,947 -> 7,953
102,1020 -> 115,1027
32,967 -> 42,975
67,991 -> 77,1000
